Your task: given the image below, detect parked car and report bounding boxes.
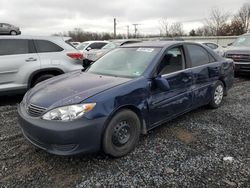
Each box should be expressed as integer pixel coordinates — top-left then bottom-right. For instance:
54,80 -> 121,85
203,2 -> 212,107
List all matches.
77,41 -> 109,57
0,23 -> 21,35
196,41 -> 224,56
0,35 -> 83,95
86,39 -> 142,61
18,41 -> 234,157
224,33 -> 250,75
70,42 -> 81,48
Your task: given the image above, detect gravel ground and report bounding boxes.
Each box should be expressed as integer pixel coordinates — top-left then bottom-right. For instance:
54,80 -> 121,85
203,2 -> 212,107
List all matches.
0,77 -> 249,188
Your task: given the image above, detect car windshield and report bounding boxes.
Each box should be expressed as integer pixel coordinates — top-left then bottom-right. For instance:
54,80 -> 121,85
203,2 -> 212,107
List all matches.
87,47 -> 161,78
232,36 -> 250,47
77,42 -> 89,50
102,42 -> 118,49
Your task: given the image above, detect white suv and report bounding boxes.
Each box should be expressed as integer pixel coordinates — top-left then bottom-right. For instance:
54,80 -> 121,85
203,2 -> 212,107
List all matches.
0,35 -> 83,95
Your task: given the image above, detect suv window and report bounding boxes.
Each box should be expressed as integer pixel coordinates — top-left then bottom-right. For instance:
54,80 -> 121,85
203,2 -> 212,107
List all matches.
2,24 -> 10,27
158,46 -> 184,75
89,42 -> 107,49
186,44 -> 210,67
34,40 -> 63,53
0,39 -> 30,56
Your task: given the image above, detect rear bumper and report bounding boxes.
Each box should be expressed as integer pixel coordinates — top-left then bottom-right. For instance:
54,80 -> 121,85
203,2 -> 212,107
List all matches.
18,103 -> 107,156
234,62 -> 250,73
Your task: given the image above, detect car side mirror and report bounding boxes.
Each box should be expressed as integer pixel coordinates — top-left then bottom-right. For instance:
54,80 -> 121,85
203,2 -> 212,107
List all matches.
86,47 -> 92,51
82,58 -> 94,69
155,76 -> 170,91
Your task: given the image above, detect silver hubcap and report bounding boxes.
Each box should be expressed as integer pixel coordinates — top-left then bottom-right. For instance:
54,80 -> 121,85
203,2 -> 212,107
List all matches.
214,85 -> 224,105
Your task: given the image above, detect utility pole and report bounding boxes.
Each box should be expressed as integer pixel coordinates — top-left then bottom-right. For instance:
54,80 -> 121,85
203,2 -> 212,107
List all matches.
114,18 -> 117,39
132,24 -> 139,38
126,25 -> 130,39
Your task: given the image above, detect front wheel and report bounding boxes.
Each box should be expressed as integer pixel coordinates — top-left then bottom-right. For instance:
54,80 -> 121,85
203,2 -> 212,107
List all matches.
102,110 -> 141,157
10,31 -> 17,35
208,81 -> 224,108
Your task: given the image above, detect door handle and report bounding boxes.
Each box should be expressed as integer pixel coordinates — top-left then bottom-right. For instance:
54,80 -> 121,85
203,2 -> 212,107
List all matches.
25,57 -> 37,62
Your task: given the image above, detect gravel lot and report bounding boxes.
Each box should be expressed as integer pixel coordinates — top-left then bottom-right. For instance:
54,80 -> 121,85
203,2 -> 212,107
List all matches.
0,77 -> 249,188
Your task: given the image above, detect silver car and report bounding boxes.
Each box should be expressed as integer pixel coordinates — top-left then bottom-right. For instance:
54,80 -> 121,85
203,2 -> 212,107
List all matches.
0,35 -> 83,95
0,23 -> 21,35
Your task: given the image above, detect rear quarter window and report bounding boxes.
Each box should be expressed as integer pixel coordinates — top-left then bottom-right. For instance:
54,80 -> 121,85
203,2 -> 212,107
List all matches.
205,43 -> 218,50
186,44 -> 211,67
34,40 -> 63,53
0,39 -> 30,55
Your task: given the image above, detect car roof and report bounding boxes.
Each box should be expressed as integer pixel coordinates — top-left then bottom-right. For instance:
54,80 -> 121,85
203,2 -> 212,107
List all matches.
120,41 -> 192,48
0,35 -> 70,41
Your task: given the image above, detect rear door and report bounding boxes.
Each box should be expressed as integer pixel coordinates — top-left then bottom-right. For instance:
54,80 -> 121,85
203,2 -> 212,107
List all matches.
0,39 -> 39,90
148,45 -> 193,127
185,44 -> 220,108
34,39 -> 64,69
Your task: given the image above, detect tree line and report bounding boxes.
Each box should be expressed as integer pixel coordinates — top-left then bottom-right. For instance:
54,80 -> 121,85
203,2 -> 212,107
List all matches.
190,3 -> 250,36
55,2 -> 250,41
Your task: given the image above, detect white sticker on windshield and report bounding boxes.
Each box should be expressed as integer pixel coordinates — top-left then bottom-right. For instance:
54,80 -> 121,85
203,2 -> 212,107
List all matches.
137,48 -> 154,52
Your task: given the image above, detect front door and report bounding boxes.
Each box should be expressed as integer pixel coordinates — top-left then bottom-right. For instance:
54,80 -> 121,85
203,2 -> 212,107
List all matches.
148,46 -> 193,127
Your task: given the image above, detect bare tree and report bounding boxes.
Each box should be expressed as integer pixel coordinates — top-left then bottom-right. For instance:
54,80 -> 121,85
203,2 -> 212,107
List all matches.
205,8 -> 230,36
236,3 -> 250,33
159,18 -> 170,37
159,19 -> 184,37
169,22 -> 184,36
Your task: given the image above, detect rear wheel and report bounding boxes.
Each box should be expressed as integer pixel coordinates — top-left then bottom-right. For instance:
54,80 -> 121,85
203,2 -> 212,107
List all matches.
32,74 -> 55,87
102,110 -> 141,157
208,81 -> 224,108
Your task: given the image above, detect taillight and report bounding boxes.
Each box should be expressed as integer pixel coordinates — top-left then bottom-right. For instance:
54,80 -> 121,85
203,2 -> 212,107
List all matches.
67,53 -> 84,60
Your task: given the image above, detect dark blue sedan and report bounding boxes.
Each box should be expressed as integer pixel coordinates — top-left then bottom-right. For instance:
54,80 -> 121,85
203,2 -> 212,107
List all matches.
18,41 -> 234,157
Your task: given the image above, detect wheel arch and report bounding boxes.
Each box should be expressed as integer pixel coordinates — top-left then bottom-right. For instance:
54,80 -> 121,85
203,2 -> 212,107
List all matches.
28,68 -> 64,88
218,78 -> 227,95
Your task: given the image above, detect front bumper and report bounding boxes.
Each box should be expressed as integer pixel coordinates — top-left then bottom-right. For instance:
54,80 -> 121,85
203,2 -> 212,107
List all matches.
234,62 -> 250,73
17,104 -> 107,156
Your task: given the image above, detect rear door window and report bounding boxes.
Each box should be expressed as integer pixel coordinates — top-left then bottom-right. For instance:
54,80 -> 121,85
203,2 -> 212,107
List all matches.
34,40 -> 63,53
89,42 -> 107,49
0,39 -> 30,55
186,44 -> 210,67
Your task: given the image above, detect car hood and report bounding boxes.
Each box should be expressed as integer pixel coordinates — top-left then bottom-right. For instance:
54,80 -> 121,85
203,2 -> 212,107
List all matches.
26,71 -> 131,109
225,46 -> 250,54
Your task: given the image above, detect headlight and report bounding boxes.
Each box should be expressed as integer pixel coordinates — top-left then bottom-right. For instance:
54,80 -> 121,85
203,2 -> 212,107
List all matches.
42,103 -> 96,121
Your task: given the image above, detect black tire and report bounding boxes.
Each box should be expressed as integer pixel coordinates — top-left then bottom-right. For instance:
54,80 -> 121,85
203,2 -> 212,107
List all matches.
208,81 -> 225,109
32,74 -> 55,87
234,72 -> 240,78
102,110 -> 141,157
10,30 -> 17,35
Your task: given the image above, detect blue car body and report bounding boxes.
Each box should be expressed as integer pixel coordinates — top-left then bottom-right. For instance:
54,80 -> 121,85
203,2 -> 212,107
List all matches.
18,41 -> 234,156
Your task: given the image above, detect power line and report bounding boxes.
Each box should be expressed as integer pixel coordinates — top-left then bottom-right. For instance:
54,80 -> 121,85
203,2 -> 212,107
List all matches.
114,18 -> 117,39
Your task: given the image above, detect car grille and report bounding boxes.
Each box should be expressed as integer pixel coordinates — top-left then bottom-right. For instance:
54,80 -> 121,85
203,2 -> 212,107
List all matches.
27,104 -> 47,117
226,54 -> 250,62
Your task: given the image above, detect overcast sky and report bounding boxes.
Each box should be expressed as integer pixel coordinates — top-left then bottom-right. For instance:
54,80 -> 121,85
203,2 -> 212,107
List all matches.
0,0 -> 248,36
